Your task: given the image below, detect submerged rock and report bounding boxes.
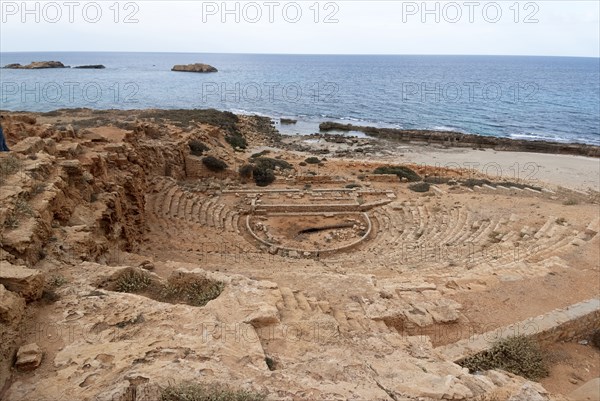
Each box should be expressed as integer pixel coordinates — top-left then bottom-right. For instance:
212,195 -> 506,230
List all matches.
74,64 -> 106,69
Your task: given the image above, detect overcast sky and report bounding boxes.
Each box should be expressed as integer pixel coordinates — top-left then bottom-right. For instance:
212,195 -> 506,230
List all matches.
0,1 -> 598,56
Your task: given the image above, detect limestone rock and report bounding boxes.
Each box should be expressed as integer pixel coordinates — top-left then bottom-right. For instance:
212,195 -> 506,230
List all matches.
0,263 -> 44,301
171,63 -> 218,73
243,303 -> 280,327
15,343 -> 43,371
11,137 -> 45,154
0,284 -> 25,323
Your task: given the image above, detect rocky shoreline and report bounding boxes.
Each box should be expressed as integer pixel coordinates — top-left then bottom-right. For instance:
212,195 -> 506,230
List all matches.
319,121 -> 600,158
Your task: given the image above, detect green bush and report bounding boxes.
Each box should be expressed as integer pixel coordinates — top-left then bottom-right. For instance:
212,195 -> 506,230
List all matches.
253,165 -> 276,187
250,150 -> 270,158
159,274 -> 224,307
304,157 -> 321,164
202,156 -> 228,172
188,140 -> 209,156
253,157 -> 292,170
409,182 -> 430,193
115,269 -> 152,293
161,382 -> 266,401
239,164 -> 254,179
373,165 -> 421,182
459,335 -> 549,381
225,134 -> 247,150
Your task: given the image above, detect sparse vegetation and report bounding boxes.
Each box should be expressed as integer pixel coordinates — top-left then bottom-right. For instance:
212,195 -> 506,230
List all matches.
159,274 -> 224,307
409,182 -> 430,193
31,182 -> 47,196
253,157 -> 292,171
161,382 -> 266,401
3,212 -> 20,229
140,109 -> 240,135
3,197 -> 34,230
115,269 -> 153,293
0,155 -> 22,184
48,275 -> 68,287
462,178 -> 492,188
563,199 -> 578,206
247,157 -> 292,187
107,269 -> 224,307
373,165 -> 421,182
188,140 -> 209,156
345,183 -> 361,189
202,156 -> 228,172
41,288 -> 60,304
424,176 -> 452,184
253,164 -> 276,187
14,198 -> 33,216
304,157 -> 321,164
459,335 -> 549,381
250,150 -> 270,159
225,133 -> 248,150
239,164 -> 254,180
556,217 -> 567,225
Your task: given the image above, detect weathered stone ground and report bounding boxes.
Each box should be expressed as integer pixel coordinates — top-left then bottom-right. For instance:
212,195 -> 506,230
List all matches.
1,109 -> 598,401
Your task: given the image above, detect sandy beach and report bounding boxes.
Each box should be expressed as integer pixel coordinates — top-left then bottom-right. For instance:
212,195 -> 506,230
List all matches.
395,146 -> 600,192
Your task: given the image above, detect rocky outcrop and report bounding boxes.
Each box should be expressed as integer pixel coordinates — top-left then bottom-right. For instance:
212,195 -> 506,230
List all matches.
171,63 -> 218,73
15,343 -> 43,371
0,284 -> 25,324
73,65 -> 105,69
319,122 -> 600,158
0,264 -> 44,302
4,61 -> 68,69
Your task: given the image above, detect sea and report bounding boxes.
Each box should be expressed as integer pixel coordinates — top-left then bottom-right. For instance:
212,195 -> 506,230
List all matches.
0,52 -> 598,145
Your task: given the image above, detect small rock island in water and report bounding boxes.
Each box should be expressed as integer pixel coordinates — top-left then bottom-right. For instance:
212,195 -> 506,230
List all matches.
171,63 -> 218,73
3,61 -> 68,69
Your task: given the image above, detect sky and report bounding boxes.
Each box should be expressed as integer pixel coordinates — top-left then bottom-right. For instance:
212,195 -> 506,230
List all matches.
0,0 -> 599,56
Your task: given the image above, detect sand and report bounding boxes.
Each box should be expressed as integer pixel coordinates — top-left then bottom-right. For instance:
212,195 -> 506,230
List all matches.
393,146 -> 600,191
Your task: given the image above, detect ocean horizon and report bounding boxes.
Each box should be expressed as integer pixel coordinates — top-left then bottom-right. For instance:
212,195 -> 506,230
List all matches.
1,51 -> 599,145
